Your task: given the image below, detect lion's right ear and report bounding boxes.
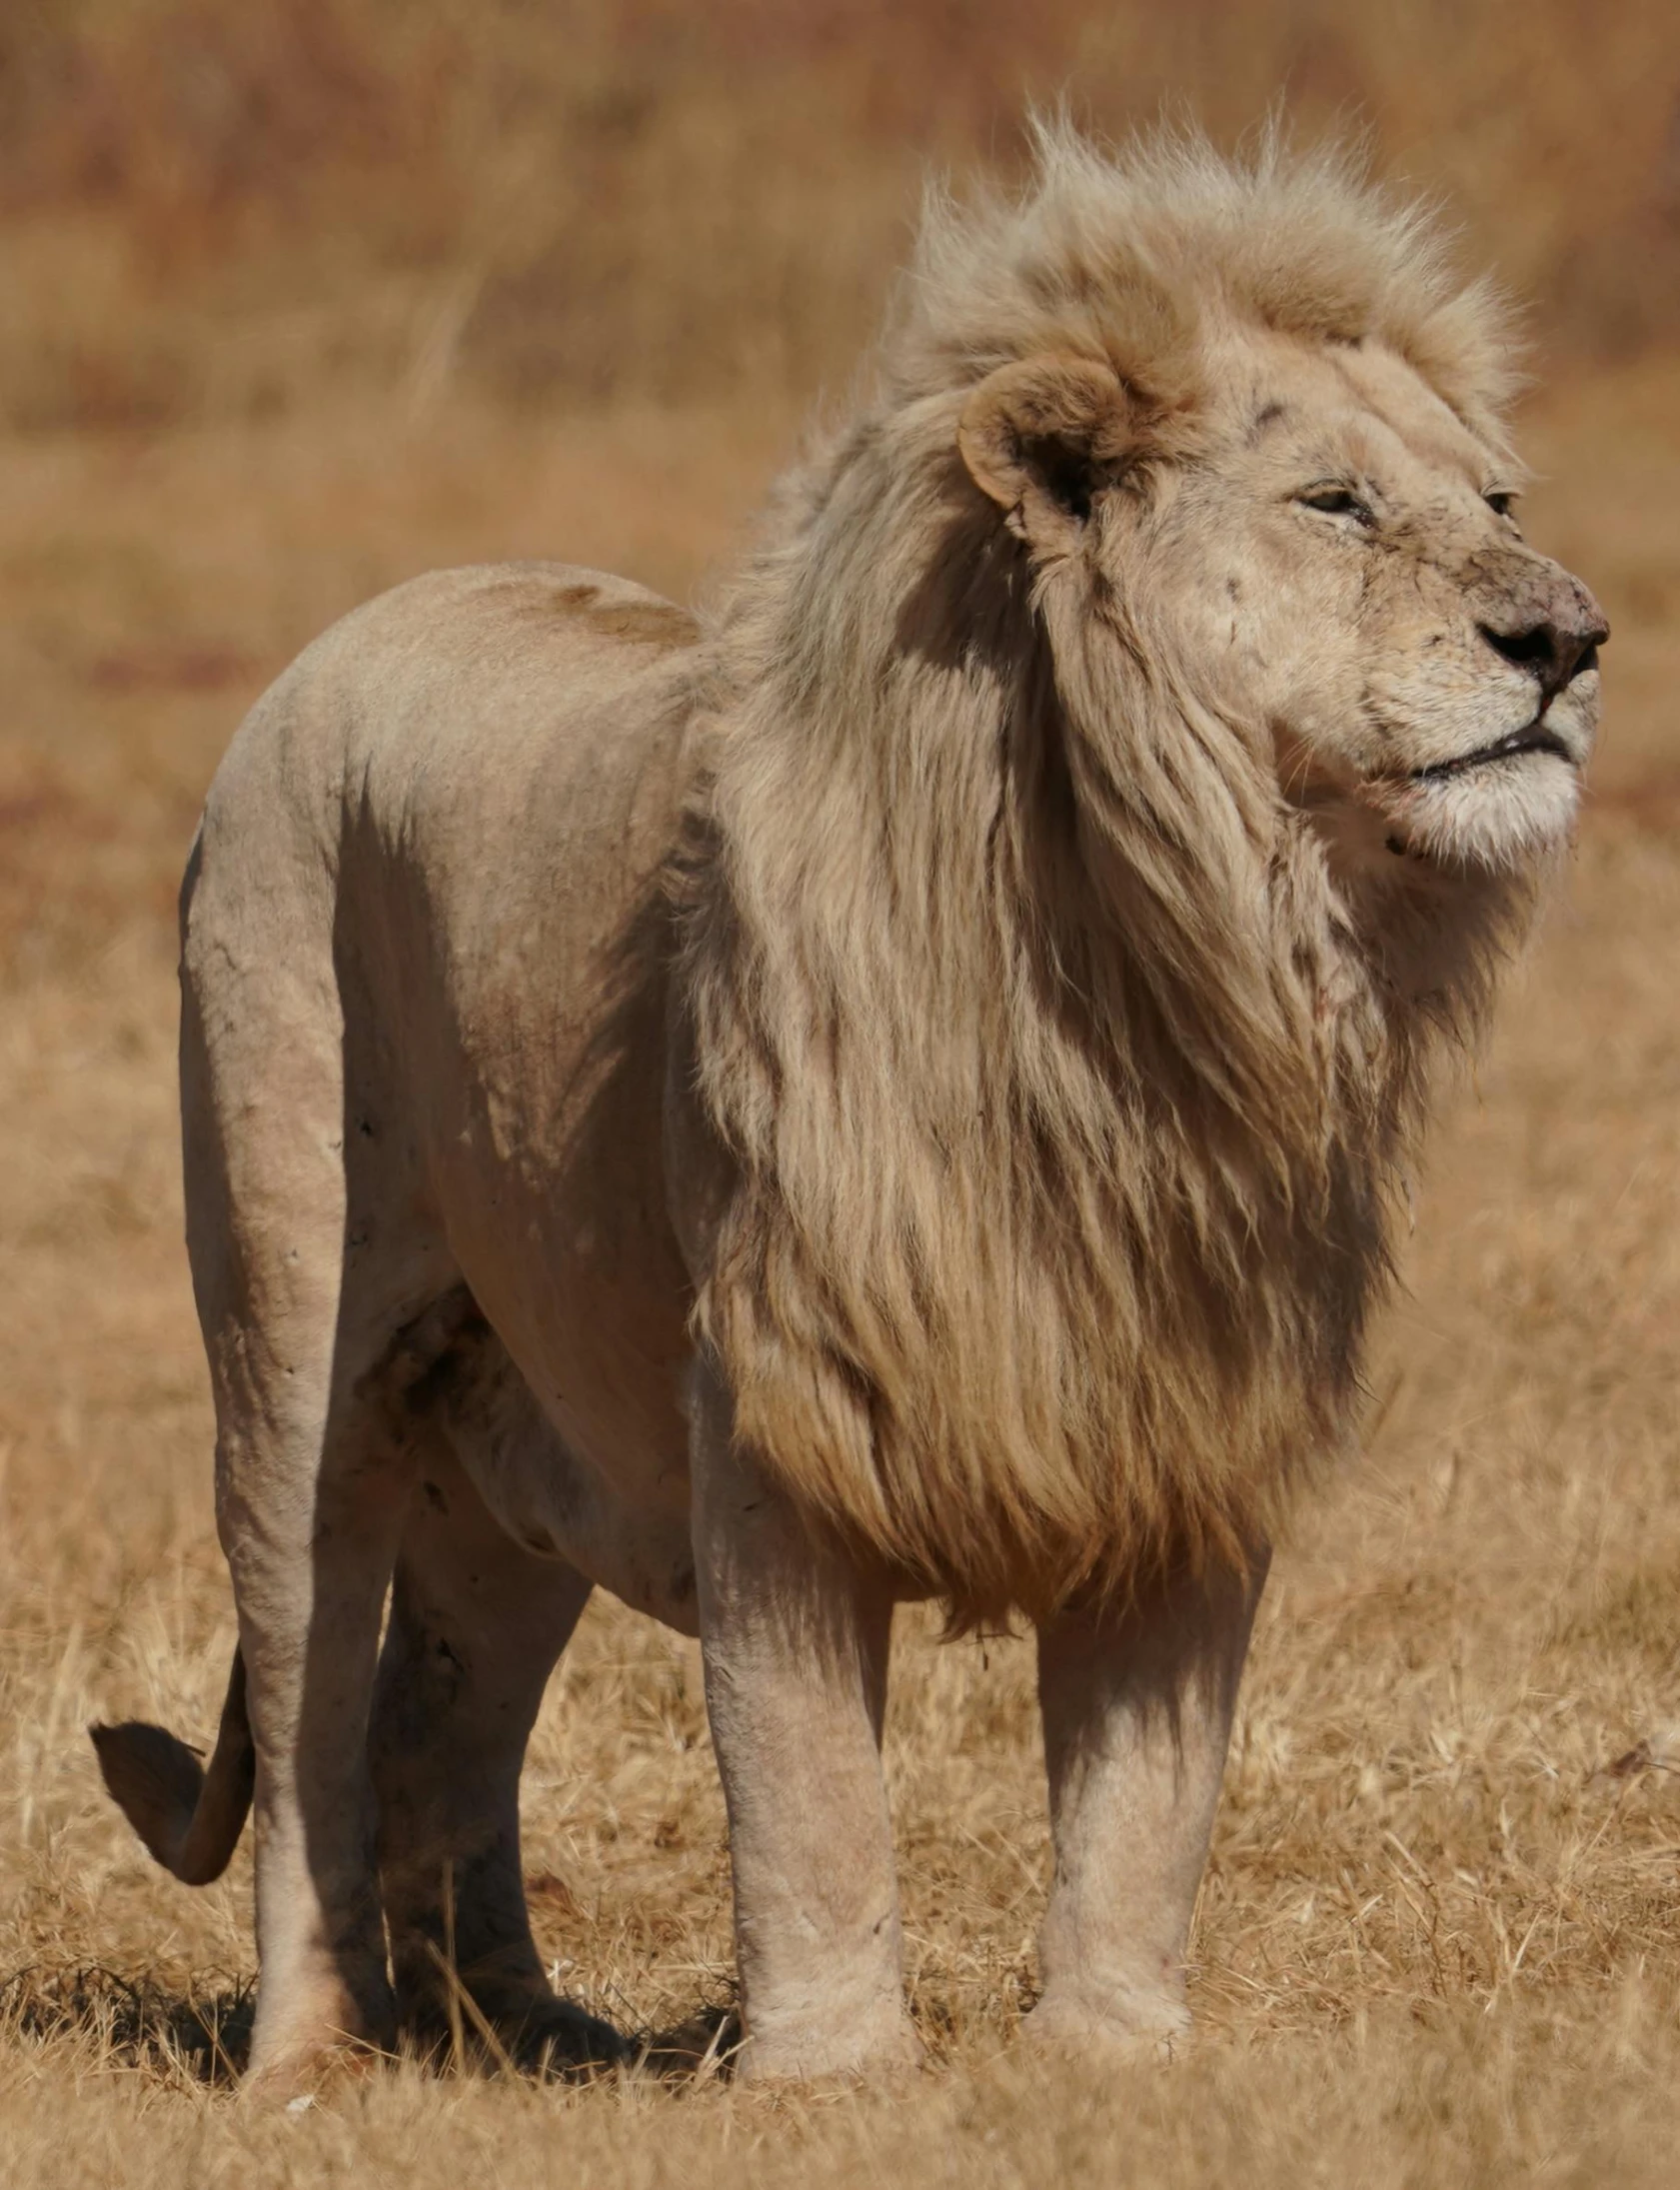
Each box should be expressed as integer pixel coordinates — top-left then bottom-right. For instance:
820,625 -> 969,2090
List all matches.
957,355 -> 1133,550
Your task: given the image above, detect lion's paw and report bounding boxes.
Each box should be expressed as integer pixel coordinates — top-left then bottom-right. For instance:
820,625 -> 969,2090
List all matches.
1017,1991 -> 1191,2067
735,2012 -> 924,2087
499,1996 -> 633,2079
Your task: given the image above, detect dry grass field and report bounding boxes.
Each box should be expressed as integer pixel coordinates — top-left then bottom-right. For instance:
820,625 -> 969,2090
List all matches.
4,5 -> 1680,2182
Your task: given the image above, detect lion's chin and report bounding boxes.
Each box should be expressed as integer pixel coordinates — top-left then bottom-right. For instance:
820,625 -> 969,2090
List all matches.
1376,749 -> 1583,873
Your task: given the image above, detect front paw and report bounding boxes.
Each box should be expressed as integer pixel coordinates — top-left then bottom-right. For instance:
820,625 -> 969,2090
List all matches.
1018,1988 -> 1190,2065
735,2009 -> 923,2085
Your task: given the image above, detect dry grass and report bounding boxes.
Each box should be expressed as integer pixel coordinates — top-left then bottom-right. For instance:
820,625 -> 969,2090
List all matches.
0,357 -> 1677,2182
4,8 -> 1680,2168
3,0 -> 1680,430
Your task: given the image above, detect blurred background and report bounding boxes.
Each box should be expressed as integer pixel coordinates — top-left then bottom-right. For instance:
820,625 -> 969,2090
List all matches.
4,0 -> 1680,427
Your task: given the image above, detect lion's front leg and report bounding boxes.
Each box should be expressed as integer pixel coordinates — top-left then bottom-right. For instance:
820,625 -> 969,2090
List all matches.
691,1369 -> 919,2083
1024,1549 -> 1268,2057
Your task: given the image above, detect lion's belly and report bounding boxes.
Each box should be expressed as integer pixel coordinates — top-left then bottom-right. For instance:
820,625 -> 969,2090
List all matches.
427,1275 -> 700,1632
433,1109 -> 696,1531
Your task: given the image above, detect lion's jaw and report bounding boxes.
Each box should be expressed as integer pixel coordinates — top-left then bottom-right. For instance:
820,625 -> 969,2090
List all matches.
1353,673 -> 1597,874
1149,329 -> 1606,887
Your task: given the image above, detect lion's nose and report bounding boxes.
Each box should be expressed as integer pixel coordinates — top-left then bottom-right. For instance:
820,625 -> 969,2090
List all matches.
1477,591 -> 1609,702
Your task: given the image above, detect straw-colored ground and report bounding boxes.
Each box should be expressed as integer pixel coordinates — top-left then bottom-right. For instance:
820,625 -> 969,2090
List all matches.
2,353 -> 1678,2182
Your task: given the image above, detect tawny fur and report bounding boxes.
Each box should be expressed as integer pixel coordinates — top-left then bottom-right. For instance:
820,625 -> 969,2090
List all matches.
677,126 -> 1537,1619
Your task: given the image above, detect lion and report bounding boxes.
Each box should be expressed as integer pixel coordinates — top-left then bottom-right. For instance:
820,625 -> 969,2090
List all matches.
90,125 -> 1605,2092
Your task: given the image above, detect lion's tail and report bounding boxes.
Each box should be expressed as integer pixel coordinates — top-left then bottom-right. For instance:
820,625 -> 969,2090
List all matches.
89,1646 -> 254,1885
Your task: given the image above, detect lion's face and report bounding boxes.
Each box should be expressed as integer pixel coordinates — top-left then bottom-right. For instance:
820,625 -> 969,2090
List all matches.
1145,329 -> 1607,877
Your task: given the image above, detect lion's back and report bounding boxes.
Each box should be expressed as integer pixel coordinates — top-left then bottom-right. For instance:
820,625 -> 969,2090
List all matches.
194,559 -> 698,867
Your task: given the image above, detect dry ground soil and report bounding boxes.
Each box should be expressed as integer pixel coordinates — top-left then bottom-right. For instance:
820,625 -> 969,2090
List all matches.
2,363 -> 1679,2185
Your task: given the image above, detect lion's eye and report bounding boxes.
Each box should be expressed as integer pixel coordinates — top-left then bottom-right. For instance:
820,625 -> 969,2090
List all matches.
1298,485 -> 1373,525
1484,490 -> 1518,520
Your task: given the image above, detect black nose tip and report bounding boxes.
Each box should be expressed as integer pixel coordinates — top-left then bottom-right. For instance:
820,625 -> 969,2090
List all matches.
1478,614 -> 1607,699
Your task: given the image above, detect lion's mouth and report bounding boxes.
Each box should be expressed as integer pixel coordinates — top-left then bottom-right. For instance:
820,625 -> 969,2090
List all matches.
1408,722 -> 1573,785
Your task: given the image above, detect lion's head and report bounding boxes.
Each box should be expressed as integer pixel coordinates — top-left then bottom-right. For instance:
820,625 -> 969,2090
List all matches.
679,125 -> 1606,1619
958,315 -> 1604,887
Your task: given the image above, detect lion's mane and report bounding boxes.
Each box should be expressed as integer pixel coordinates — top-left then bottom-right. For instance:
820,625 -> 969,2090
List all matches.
675,125 -> 1530,1621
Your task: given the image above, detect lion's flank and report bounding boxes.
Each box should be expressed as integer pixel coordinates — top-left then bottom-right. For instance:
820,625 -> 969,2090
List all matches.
672,123 -> 1532,1623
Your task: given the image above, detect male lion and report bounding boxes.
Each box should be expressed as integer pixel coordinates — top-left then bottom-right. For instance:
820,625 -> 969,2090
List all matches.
92,128 -> 1605,2091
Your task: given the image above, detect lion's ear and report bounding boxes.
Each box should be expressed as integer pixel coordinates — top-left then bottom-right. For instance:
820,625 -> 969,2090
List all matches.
957,355 -> 1132,548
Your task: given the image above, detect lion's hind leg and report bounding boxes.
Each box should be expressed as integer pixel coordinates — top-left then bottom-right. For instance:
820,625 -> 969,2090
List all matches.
190,1247 -> 426,2092
169,812 -> 451,2093
370,1408 -> 627,2076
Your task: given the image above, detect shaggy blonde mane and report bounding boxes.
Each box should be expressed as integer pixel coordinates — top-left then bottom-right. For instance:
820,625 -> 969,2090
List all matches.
675,124 -> 1531,1621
